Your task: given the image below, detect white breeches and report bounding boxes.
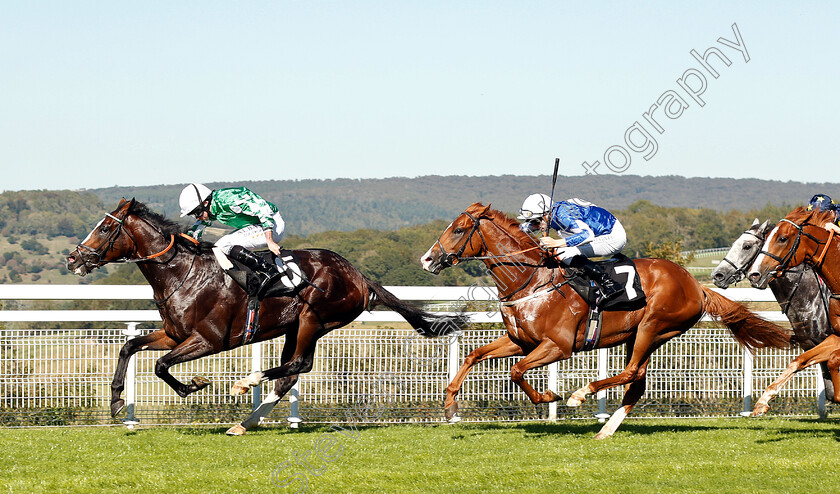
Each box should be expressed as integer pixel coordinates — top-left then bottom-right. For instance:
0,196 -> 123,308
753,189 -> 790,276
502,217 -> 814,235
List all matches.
213,212 -> 286,255
556,220 -> 627,265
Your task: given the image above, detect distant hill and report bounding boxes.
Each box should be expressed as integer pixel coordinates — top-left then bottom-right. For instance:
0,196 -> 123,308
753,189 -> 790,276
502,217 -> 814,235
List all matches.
89,174 -> 838,236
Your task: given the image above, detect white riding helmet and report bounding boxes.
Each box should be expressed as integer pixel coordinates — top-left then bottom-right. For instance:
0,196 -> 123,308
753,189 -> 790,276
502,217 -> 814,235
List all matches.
179,183 -> 213,217
517,193 -> 552,220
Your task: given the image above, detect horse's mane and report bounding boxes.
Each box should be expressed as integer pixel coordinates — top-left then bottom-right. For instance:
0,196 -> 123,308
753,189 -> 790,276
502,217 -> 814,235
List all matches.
465,203 -> 534,245
785,206 -> 836,228
127,200 -> 213,254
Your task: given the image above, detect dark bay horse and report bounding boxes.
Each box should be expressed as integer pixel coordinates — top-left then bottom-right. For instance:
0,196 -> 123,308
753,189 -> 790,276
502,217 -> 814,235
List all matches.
747,207 -> 840,415
66,198 -> 468,435
421,203 -> 790,438
712,219 -> 837,402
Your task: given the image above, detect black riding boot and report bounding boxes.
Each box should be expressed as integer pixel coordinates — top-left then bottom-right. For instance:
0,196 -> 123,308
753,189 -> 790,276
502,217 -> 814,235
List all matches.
228,246 -> 283,298
569,256 -> 623,304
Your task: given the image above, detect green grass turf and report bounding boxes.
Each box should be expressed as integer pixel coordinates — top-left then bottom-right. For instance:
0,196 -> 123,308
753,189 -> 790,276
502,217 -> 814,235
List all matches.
0,418 -> 837,493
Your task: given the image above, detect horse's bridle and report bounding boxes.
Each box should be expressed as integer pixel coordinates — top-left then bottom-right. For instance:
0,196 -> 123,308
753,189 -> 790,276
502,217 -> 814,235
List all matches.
757,218 -> 829,278
718,228 -> 766,285
434,212 -> 543,268
73,210 -> 190,270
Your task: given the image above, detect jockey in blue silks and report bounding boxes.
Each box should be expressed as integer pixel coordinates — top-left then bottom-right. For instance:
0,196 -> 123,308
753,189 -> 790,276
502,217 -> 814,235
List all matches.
807,193 -> 840,234
518,193 -> 627,304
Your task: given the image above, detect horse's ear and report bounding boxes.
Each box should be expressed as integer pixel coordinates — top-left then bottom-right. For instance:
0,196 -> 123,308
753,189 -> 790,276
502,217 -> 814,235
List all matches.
751,218 -> 759,228
117,197 -> 128,207
760,220 -> 773,235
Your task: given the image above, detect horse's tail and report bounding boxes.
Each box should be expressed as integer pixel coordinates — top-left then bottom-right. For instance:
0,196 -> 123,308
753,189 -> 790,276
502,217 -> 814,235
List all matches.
701,286 -> 791,351
365,278 -> 471,337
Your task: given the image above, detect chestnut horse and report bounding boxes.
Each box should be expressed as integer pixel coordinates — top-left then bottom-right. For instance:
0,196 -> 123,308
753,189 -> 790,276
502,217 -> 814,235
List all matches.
421,203 -> 790,438
66,199 -> 468,435
747,207 -> 840,416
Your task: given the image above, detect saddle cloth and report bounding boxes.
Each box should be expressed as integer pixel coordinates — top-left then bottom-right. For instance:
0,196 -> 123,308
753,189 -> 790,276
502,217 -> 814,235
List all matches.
228,249 -> 308,299
566,254 -> 647,312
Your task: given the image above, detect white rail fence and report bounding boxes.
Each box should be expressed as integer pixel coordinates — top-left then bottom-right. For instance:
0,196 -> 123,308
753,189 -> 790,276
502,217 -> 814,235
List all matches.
0,285 -> 832,427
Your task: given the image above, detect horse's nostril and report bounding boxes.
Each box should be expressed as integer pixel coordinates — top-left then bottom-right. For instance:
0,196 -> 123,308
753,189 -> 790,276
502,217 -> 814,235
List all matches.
712,272 -> 723,280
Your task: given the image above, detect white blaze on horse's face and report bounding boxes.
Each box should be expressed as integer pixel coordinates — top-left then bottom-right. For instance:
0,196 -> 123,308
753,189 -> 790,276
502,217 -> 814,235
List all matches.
747,226 -> 780,289
421,221 -> 454,274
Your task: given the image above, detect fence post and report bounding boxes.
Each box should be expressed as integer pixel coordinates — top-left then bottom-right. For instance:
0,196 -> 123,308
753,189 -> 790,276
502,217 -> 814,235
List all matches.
548,362 -> 558,421
816,370 -> 827,419
288,381 -> 301,429
447,332 -> 460,386
596,347 -> 608,421
122,322 -> 141,426
741,346 -> 753,416
251,341 -> 262,411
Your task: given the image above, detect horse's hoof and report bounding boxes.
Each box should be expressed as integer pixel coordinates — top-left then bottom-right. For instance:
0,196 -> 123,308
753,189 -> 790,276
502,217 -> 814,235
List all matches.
544,390 -> 560,402
191,376 -> 211,390
751,404 -> 769,417
230,383 -> 249,396
226,424 -> 247,436
444,402 -> 459,421
447,413 -> 462,424
110,400 -> 125,418
567,395 -> 584,407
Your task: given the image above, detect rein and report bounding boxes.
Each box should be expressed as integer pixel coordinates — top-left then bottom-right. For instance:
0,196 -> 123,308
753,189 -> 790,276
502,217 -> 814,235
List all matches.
434,211 -> 556,301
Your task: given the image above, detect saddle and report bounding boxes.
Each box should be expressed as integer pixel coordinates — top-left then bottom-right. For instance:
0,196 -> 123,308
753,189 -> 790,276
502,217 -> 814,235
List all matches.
226,249 -> 308,299
564,254 -> 647,351
225,249 -> 311,345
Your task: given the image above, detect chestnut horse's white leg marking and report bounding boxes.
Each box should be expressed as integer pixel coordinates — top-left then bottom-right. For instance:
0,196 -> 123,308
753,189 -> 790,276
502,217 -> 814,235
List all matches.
567,384 -> 592,407
594,406 -> 629,440
231,371 -> 264,396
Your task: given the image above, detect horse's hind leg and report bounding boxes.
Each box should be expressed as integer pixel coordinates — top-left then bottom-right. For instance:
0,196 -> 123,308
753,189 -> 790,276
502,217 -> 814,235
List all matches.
110,329 -> 176,417
226,374 -> 299,436
445,335 -> 523,422
594,363 -> 649,440
753,334 -> 840,416
154,334 -> 216,398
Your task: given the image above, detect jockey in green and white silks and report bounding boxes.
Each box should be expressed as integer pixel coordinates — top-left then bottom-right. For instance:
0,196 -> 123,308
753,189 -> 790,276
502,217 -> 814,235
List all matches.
179,183 -> 287,296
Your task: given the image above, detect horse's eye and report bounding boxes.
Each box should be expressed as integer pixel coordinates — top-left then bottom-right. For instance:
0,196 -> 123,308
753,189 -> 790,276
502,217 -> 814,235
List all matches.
778,236 -> 788,243
99,225 -> 110,234
453,228 -> 464,235
742,242 -> 752,250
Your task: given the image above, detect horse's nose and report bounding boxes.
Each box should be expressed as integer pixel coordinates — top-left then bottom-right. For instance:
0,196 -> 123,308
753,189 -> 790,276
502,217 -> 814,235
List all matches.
747,272 -> 761,284
712,271 -> 724,282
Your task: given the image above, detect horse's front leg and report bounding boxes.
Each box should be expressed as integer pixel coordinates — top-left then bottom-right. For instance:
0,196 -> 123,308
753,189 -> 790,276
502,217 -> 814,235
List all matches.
509,339 -> 566,404
110,329 -> 177,417
444,335 -> 523,422
154,333 -> 217,398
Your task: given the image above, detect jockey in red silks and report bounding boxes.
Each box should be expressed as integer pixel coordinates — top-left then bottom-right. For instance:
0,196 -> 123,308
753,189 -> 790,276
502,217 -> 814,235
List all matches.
179,183 -> 286,297
518,193 -> 627,304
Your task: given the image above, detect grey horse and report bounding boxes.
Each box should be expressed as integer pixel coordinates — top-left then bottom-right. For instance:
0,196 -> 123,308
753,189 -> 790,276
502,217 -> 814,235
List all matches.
712,218 -> 836,403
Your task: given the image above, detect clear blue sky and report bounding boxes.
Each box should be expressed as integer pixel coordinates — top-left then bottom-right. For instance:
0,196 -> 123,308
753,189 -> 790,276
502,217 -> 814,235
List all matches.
1,1 -> 837,192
